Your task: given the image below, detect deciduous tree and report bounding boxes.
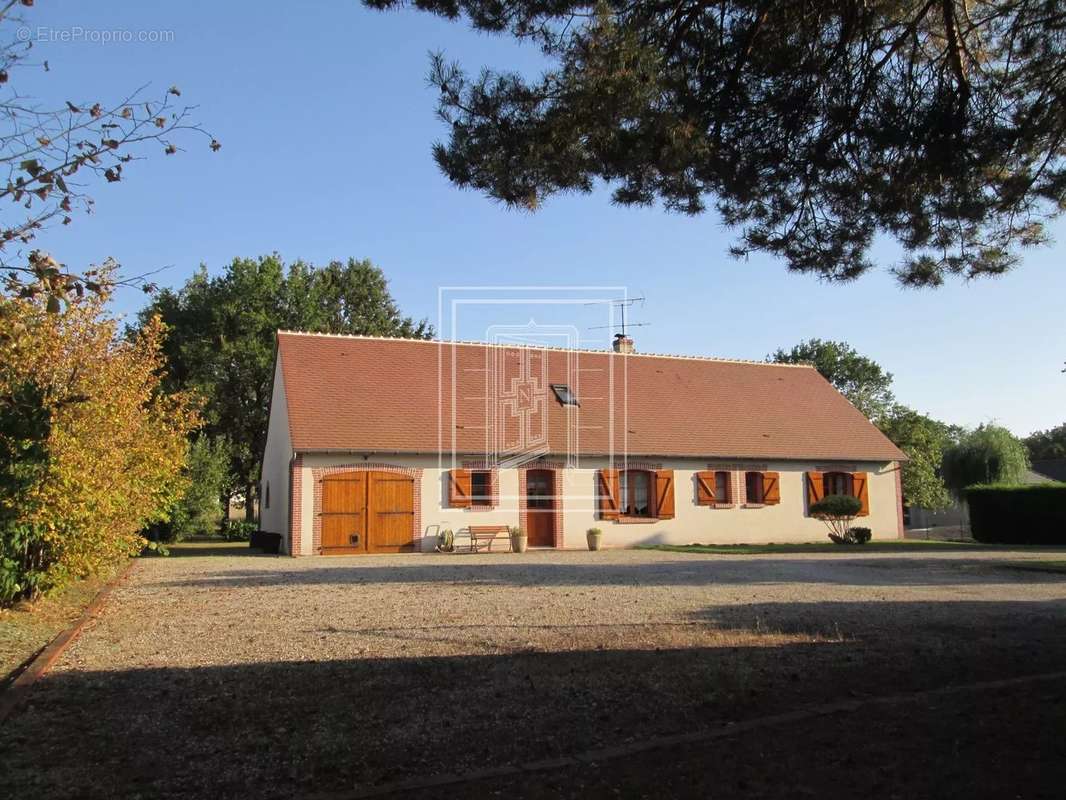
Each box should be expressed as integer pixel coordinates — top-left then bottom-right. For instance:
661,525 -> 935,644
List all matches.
878,404 -> 957,510
0,4 -> 217,307
1024,422 -> 1066,460
367,0 -> 1066,285
769,338 -> 894,421
942,424 -> 1030,496
139,255 -> 432,520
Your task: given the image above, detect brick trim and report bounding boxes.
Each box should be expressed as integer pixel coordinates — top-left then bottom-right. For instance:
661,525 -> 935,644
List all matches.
310,463 -> 423,554
613,459 -> 663,471
289,454 -> 303,556
461,460 -> 500,509
518,459 -> 564,548
894,460 -> 905,539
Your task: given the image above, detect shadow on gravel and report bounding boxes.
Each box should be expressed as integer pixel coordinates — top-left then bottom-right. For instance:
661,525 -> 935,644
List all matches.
149,556 -> 1066,590
3,599 -> 1066,799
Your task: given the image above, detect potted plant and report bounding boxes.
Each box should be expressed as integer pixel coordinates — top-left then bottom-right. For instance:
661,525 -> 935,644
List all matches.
586,527 -> 603,551
509,525 -> 528,553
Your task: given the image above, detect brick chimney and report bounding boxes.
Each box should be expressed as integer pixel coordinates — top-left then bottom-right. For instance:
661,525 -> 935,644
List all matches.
612,333 -> 634,354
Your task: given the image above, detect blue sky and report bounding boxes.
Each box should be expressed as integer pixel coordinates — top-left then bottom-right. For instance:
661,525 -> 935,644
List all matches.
17,1 -> 1065,436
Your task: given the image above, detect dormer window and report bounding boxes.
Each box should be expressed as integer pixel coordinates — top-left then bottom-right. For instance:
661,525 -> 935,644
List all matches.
551,384 -> 579,406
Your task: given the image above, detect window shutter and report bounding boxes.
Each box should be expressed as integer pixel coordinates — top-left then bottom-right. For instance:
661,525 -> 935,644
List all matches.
762,472 -> 780,505
654,470 -> 675,519
448,468 -> 471,508
597,469 -> 620,520
806,472 -> 823,513
695,471 -> 716,506
852,472 -> 870,517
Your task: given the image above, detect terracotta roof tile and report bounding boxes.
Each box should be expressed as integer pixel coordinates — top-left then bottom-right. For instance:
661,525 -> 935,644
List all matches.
276,332 -> 906,462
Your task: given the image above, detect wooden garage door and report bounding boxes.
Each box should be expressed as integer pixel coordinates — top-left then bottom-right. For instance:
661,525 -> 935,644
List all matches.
368,472 -> 416,553
319,471 -> 415,554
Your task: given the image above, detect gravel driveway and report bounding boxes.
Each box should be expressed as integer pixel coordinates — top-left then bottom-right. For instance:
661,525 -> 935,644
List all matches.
3,546 -> 1065,798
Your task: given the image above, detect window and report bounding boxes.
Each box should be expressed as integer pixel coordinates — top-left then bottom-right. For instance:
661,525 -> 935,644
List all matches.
714,471 -> 731,503
470,470 -> 493,507
551,384 -> 579,406
618,469 -> 652,516
264,481 -> 270,509
745,471 -> 765,504
824,472 -> 854,497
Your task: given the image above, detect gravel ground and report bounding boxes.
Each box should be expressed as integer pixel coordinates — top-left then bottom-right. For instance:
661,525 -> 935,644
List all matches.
2,546 -> 1065,799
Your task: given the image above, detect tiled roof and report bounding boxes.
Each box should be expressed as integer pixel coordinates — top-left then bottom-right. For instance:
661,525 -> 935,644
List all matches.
276,332 -> 906,462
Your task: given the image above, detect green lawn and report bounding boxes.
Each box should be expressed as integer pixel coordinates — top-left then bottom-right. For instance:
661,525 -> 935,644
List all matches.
0,559 -> 126,687
639,540 -> 995,555
1001,560 -> 1066,575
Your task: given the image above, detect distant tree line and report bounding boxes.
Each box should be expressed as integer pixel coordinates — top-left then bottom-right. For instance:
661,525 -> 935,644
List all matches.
770,339 -> 1037,511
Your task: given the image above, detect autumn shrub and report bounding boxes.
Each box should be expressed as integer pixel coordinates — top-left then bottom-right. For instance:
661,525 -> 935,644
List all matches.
0,292 -> 199,605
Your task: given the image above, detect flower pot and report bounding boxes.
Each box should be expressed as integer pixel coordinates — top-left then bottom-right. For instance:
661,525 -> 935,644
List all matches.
510,533 -> 528,553
586,530 -> 603,551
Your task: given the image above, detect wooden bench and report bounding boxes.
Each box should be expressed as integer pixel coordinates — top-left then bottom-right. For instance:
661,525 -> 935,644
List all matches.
467,525 -> 511,553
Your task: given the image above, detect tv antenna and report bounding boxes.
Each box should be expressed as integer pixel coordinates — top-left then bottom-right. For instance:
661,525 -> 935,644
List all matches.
587,296 -> 650,337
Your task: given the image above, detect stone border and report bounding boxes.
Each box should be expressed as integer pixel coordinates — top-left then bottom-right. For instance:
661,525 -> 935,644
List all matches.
310,668 -> 1066,799
0,558 -> 136,724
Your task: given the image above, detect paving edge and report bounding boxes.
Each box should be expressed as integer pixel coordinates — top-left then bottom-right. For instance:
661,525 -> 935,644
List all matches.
313,668 -> 1066,800
0,558 -> 137,723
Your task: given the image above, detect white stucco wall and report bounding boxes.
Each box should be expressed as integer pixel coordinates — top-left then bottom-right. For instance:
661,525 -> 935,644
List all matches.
259,357 -> 292,548
291,453 -> 901,554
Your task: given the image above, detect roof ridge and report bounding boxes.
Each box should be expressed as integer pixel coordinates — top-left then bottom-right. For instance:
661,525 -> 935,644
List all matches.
275,330 -> 817,369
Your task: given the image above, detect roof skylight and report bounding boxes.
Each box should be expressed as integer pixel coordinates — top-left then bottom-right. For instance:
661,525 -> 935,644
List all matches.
551,384 -> 579,407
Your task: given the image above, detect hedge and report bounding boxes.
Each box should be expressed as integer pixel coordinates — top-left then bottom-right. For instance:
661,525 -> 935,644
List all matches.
965,483 -> 1066,544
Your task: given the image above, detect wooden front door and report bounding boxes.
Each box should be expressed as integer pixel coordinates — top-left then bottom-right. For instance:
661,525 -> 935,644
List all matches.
525,469 -> 556,547
319,471 -> 414,554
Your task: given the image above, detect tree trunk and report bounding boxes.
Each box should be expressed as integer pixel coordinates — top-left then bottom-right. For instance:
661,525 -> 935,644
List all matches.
245,481 -> 257,523
220,490 -> 232,532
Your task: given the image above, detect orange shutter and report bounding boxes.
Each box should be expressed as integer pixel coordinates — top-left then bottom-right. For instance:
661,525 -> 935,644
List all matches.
695,471 -> 716,506
806,472 -> 823,513
448,468 -> 471,508
852,472 -> 870,516
597,469 -> 620,520
762,471 -> 780,505
654,470 -> 675,519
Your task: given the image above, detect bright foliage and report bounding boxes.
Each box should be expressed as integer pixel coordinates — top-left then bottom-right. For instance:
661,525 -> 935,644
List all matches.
0,291 -> 199,604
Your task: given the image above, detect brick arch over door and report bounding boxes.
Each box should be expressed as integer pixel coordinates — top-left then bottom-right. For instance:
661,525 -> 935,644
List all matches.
518,460 -> 564,548
311,463 -> 423,554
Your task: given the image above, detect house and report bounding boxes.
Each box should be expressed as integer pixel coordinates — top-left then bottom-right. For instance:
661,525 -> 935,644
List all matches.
260,331 -> 906,555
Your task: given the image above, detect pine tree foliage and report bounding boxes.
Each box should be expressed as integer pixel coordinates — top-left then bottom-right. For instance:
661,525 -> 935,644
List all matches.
369,0 -> 1066,285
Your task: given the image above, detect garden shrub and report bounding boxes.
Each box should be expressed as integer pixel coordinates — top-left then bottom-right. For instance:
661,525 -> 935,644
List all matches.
809,495 -> 864,544
965,484 -> 1066,544
0,381 -> 53,604
151,437 -> 232,542
0,291 -> 200,606
221,519 -> 257,542
849,526 -> 872,544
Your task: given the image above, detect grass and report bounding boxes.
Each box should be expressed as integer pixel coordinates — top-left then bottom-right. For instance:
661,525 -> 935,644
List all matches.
639,540 -> 996,555
149,540 -> 256,558
0,559 -> 126,687
1000,560 -> 1066,575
